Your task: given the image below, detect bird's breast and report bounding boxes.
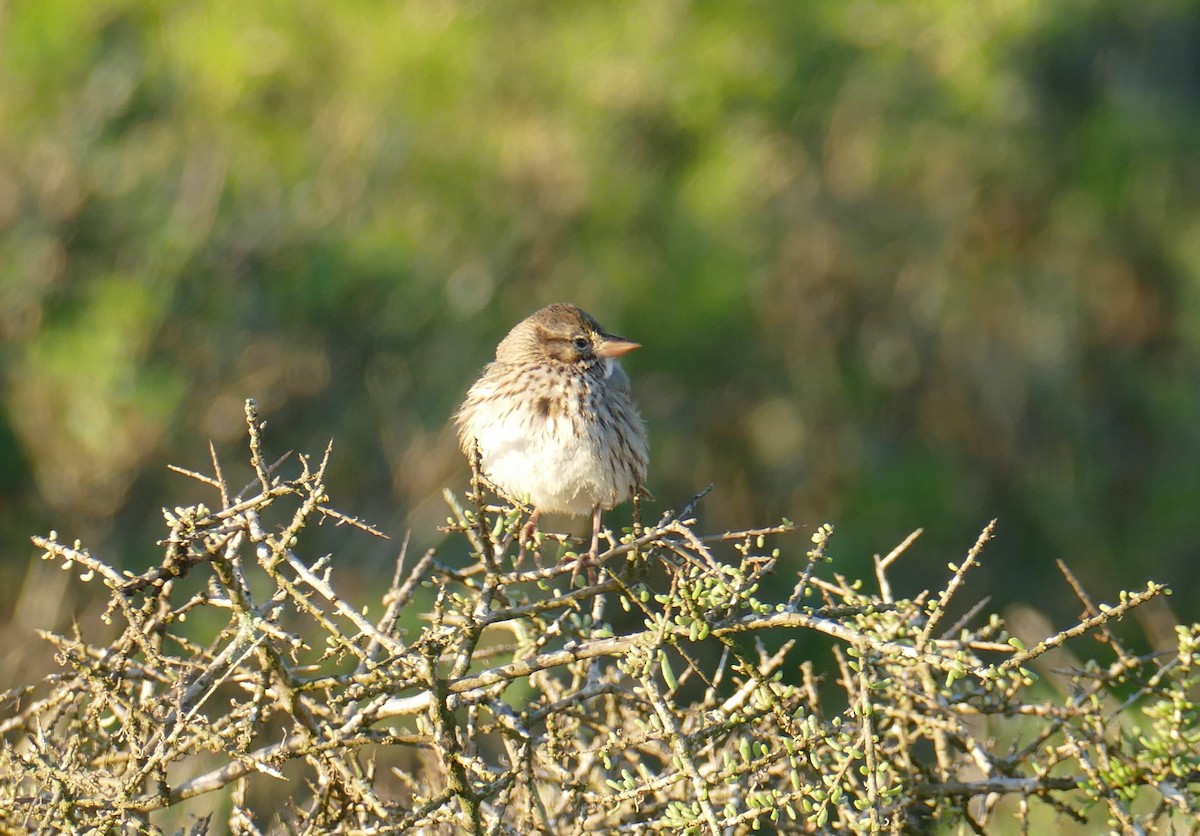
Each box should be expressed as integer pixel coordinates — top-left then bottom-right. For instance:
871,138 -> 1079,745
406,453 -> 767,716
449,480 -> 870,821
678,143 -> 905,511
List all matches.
458,368 -> 646,515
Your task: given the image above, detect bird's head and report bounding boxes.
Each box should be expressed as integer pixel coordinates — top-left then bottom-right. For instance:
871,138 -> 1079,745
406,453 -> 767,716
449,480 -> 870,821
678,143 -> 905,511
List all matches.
497,304 -> 639,378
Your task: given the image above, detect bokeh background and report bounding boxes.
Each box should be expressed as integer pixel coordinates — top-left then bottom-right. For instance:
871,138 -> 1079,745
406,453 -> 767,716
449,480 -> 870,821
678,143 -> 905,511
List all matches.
3,0 -> 1200,630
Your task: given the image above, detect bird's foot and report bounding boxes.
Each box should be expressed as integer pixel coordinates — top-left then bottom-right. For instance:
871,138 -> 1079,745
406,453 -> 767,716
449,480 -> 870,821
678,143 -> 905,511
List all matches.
517,509 -> 542,553
567,549 -> 598,590
518,521 -> 536,551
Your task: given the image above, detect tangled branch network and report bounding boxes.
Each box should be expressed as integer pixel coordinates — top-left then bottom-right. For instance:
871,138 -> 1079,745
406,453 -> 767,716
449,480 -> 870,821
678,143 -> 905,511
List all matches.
3,399 -> 1196,834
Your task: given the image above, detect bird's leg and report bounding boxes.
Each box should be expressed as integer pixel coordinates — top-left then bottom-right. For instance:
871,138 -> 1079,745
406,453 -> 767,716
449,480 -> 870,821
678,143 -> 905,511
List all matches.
588,503 -> 603,559
569,504 -> 603,588
519,508 -> 542,553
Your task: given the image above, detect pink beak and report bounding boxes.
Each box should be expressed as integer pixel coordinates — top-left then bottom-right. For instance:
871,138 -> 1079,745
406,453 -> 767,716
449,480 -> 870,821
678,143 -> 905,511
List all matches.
596,335 -> 641,358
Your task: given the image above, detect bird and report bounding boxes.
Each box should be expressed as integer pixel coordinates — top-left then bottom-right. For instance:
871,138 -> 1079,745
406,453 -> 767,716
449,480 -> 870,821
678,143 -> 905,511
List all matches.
455,303 -> 648,571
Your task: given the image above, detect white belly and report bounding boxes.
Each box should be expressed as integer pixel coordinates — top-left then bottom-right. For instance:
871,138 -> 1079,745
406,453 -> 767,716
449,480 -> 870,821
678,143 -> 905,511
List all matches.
458,368 -> 646,516
472,407 -> 625,515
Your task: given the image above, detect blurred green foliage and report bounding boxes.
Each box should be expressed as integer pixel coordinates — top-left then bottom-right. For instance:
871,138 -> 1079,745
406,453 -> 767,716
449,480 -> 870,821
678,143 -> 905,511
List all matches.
3,0 -> 1200,622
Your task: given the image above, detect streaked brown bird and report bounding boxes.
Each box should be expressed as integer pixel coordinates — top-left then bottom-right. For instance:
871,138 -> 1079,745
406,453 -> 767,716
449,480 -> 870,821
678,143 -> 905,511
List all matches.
455,303 -> 648,564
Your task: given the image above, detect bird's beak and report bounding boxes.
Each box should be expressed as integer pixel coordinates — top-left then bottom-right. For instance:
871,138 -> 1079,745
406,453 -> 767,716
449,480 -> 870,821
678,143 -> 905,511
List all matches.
596,335 -> 640,358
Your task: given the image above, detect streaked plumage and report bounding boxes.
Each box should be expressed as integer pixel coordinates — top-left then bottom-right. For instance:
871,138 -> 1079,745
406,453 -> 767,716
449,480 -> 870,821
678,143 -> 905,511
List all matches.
456,303 -> 648,556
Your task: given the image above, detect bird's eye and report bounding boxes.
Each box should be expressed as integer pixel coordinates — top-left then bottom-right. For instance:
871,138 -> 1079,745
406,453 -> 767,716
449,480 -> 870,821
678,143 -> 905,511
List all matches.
573,336 -> 590,351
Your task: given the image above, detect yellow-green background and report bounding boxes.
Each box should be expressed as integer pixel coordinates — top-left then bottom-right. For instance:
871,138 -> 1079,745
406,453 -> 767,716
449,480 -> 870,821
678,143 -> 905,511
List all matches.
4,0 -> 1200,625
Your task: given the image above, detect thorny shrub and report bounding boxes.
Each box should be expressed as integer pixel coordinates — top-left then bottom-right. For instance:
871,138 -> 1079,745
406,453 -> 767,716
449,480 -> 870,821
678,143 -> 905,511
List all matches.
1,400 -> 1198,833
